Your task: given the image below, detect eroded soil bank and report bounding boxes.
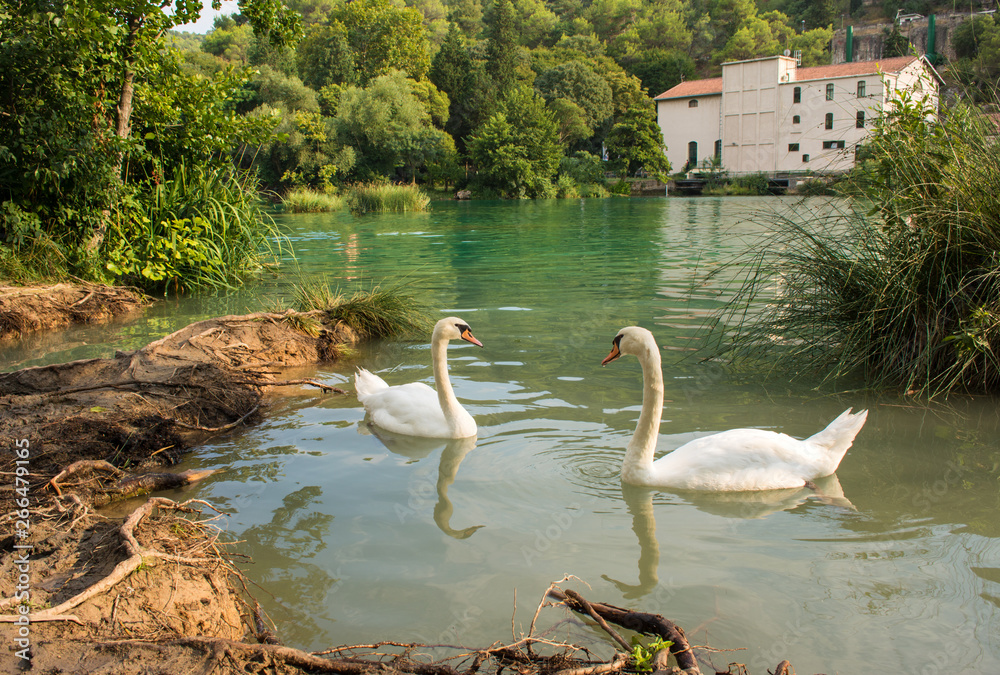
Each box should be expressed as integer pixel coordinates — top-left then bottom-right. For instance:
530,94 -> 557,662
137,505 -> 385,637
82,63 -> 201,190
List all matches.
0,284 -> 364,673
0,283 -> 148,341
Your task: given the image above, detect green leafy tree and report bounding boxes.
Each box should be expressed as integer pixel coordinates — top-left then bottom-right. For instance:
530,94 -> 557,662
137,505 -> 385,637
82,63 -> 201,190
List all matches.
327,0 -> 432,84
952,14 -> 997,60
245,64 -> 322,113
549,98 -> 593,146
604,104 -> 670,180
510,0 -> 559,48
534,61 -> 614,132
201,18 -> 255,63
468,86 -> 562,198
586,0 -> 643,45
619,49 -> 695,97
447,0 -> 484,38
788,26 -> 833,67
429,24 -> 495,152
409,0 -> 451,45
335,71 -> 454,181
883,24 -> 911,58
296,23 -> 356,89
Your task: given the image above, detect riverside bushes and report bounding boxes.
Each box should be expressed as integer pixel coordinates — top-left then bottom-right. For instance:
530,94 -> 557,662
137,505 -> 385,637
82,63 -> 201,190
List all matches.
705,94 -> 1000,398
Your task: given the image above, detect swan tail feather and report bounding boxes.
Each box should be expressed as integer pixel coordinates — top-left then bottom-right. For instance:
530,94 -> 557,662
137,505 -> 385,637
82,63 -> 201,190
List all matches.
806,408 -> 868,473
354,367 -> 389,402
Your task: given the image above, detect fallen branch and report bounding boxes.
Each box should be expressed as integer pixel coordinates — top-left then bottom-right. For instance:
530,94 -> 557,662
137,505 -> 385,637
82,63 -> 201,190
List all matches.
563,589 -> 630,653
266,378 -> 349,394
547,588 -> 700,675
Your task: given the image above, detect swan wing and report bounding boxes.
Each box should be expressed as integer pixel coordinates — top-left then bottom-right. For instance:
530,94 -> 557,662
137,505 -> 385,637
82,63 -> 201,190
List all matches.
651,429 -> 827,491
361,382 -> 454,438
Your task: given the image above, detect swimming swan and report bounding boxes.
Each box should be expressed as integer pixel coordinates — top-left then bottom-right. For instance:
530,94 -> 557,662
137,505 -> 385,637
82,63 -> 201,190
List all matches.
355,317 -> 483,439
602,326 -> 868,491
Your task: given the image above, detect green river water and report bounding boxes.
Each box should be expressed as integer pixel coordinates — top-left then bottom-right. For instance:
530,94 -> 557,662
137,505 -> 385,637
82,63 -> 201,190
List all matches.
6,197 -> 999,673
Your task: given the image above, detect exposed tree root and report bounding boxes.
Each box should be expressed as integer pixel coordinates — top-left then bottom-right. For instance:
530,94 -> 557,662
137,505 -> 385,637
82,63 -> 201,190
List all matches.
0,497 -> 224,625
47,458 -> 217,506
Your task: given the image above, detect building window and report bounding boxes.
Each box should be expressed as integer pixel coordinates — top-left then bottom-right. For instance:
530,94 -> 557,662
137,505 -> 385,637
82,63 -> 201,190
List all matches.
857,80 -> 866,97
689,99 -> 698,108
788,143 -> 799,151
825,113 -> 833,130
714,139 -> 722,160
687,141 -> 698,169
793,87 -> 801,104
856,110 -> 865,128
802,154 -> 810,163
822,140 -> 846,149
793,115 -> 800,124
826,83 -> 834,100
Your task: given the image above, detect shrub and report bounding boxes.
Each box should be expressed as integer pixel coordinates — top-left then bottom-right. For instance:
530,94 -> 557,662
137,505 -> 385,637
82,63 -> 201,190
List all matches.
106,164 -> 280,292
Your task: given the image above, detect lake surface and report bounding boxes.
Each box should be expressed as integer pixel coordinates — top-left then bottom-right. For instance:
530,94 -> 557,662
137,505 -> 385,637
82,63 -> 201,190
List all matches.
8,197 -> 1000,673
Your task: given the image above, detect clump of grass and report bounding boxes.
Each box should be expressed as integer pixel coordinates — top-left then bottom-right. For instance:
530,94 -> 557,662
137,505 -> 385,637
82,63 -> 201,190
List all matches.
280,312 -> 323,337
293,280 -> 432,339
346,183 -> 430,215
283,188 -> 344,213
703,93 -> 1000,398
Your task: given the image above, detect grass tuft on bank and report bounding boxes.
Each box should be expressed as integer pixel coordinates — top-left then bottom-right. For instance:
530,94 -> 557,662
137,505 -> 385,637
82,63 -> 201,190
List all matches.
293,280 -> 432,339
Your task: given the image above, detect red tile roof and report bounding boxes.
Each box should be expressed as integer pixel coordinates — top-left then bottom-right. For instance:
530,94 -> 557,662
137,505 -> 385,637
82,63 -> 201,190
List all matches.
654,78 -> 723,100
793,55 -> 920,81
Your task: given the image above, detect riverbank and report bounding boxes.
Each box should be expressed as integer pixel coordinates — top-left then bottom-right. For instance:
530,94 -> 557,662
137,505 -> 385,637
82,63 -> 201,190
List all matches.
0,283 -> 363,671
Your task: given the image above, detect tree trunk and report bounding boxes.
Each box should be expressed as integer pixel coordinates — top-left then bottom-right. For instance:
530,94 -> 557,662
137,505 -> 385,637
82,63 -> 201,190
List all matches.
86,15 -> 144,255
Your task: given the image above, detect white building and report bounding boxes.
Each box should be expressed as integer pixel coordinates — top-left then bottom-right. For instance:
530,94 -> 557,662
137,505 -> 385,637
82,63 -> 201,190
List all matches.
654,54 -> 942,175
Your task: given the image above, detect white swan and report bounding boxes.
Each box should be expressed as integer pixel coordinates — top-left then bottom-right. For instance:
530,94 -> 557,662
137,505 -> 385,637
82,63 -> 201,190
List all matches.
355,317 -> 483,439
602,326 -> 868,491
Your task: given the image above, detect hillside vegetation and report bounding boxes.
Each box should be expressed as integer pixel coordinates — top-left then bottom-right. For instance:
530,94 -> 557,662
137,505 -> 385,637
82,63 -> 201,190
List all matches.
0,0 -> 994,291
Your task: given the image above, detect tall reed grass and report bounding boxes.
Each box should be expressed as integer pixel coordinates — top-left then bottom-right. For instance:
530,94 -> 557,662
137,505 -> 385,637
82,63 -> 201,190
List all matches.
704,94 -> 1000,397
294,280 -> 432,339
346,183 -> 430,215
284,189 -> 344,213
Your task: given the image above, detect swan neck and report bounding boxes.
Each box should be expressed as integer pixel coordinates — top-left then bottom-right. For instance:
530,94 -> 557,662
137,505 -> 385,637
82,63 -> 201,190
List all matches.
624,343 -> 663,481
432,332 -> 461,423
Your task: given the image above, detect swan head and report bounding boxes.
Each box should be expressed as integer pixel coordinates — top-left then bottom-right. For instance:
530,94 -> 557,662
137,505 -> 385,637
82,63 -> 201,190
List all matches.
602,326 -> 656,365
434,317 -> 483,347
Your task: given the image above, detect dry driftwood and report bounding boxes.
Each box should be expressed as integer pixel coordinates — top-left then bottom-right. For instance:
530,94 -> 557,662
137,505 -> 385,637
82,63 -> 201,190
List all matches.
547,587 -> 700,674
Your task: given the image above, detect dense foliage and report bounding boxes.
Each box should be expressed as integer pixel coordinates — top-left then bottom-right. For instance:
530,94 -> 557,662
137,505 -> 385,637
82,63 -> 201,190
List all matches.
0,0 -> 297,290
188,0 -> 840,201
705,94 -> 1000,397
3,0 -> 993,292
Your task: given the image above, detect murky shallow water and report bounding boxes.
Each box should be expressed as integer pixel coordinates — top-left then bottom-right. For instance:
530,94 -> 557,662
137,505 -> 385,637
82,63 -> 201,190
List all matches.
9,198 -> 1000,673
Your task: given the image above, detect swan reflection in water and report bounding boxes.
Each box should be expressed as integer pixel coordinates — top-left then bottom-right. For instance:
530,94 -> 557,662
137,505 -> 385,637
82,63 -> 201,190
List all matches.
359,423 -> 484,539
604,475 -> 855,599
